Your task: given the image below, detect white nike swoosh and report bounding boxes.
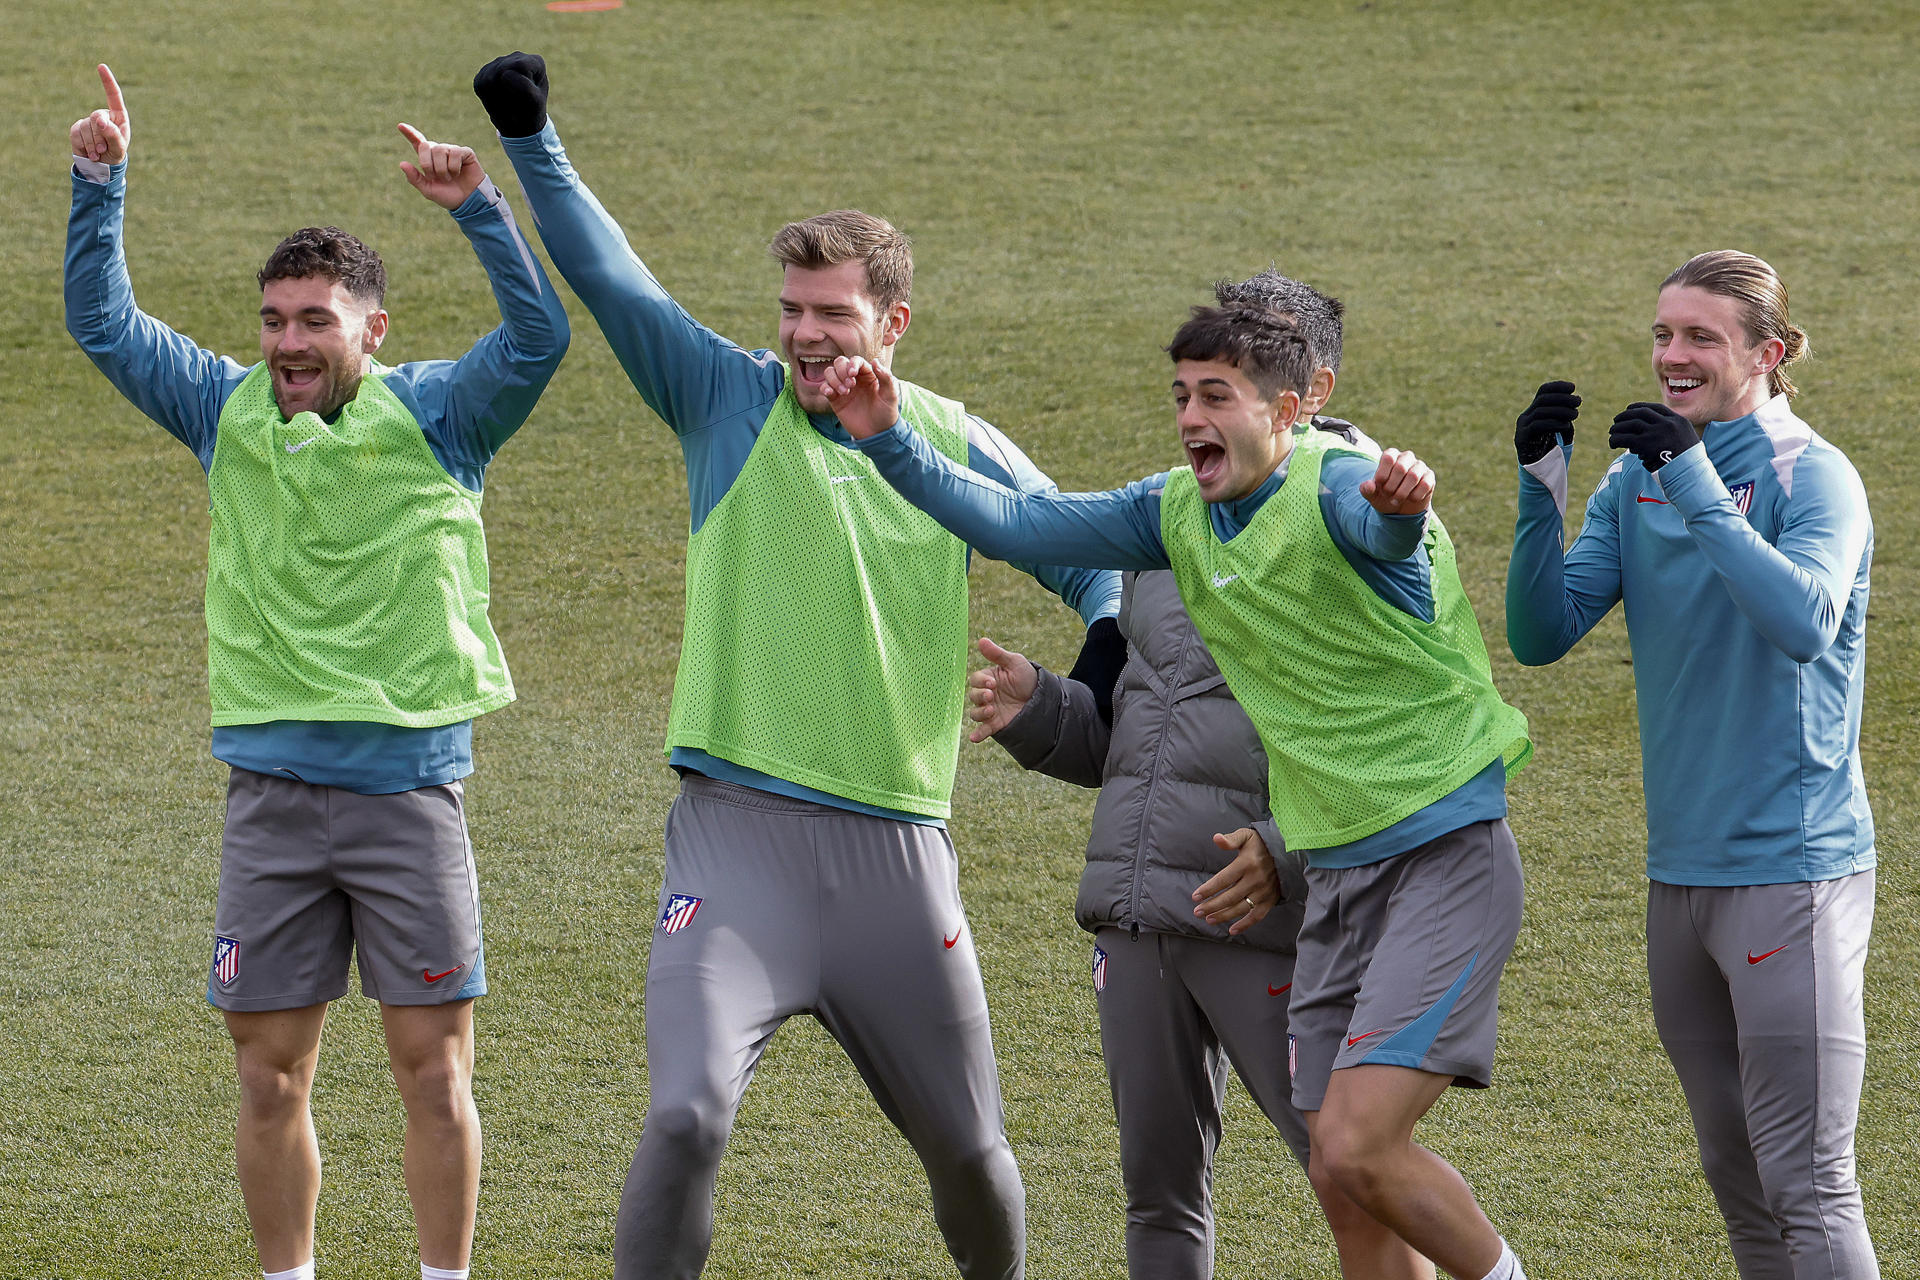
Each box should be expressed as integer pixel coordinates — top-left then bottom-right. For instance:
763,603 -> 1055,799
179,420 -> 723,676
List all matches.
285,437 -> 322,454
830,474 -> 862,485
1211,573 -> 1239,588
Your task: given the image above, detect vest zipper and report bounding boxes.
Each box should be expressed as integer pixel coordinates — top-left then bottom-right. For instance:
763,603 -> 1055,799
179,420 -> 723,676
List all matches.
1129,624 -> 1193,935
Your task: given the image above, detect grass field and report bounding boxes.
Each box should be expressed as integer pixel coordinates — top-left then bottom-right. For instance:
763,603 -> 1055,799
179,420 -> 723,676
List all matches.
3,1 -> 1916,1276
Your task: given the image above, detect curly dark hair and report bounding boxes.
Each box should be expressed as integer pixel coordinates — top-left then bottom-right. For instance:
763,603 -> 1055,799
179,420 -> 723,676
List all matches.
1214,268 -> 1344,374
258,226 -> 386,305
1166,305 -> 1314,402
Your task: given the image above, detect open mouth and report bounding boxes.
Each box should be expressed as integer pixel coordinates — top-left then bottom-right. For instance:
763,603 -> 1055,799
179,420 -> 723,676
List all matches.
1185,439 -> 1227,487
793,355 -> 835,388
1664,376 -> 1702,399
277,364 -> 323,391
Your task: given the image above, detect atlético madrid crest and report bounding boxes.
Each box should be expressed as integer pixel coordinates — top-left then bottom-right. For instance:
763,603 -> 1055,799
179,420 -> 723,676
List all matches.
1727,480 -> 1756,518
659,894 -> 703,935
1091,944 -> 1108,994
212,936 -> 241,988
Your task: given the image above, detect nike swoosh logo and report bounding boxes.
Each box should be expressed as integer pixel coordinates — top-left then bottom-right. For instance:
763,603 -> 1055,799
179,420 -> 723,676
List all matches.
285,436 -> 322,454
943,930 -> 961,950
1346,1028 -> 1384,1048
1268,983 -> 1291,997
423,965 -> 463,983
1636,495 -> 1669,505
1747,945 -> 1789,966
1211,573 -> 1239,588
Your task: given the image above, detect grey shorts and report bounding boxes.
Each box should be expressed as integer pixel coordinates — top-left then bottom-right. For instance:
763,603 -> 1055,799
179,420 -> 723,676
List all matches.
208,768 -> 487,1011
1288,819 -> 1522,1111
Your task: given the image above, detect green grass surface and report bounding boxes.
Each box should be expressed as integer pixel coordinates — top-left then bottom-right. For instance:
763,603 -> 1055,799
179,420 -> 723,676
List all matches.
3,1 -> 1916,1275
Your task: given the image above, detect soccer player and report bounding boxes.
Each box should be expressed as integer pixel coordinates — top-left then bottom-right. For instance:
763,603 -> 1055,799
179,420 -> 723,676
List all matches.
468,53 -> 1120,1280
824,305 -> 1533,1280
1507,251 -> 1878,1279
65,65 -> 568,1280
965,271 -> 1430,1279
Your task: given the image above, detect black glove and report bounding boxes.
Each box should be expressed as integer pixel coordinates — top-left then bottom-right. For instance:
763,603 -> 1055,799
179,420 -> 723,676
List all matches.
473,52 -> 549,139
1609,402 -> 1700,472
1065,616 -> 1126,727
1514,380 -> 1579,465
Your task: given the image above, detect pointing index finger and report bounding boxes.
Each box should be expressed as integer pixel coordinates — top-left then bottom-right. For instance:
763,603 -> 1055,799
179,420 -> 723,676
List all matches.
98,64 -> 127,123
396,122 -> 427,152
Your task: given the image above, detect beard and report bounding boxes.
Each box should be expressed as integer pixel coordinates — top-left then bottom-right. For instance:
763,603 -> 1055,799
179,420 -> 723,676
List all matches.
272,362 -> 365,420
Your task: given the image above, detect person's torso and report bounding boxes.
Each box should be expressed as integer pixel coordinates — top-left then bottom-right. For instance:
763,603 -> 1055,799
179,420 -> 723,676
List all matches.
204,363 -> 513,732
664,372 -> 975,818
1077,569 -> 1304,950
1611,400 -> 1874,884
1159,442 -> 1529,855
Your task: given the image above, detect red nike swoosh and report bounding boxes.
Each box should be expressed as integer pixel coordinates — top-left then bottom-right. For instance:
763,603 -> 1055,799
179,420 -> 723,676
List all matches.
1346,1028 -> 1384,1048
1747,945 -> 1789,965
943,931 -> 961,950
1636,495 -> 1670,504
423,965 -> 463,984
1268,983 -> 1292,997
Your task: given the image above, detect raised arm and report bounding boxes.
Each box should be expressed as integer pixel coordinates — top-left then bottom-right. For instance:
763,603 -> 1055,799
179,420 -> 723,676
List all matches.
474,53 -> 775,436
963,417 -> 1123,624
64,64 -> 244,466
1505,381 -> 1623,664
825,356 -> 1170,570
385,123 -> 568,476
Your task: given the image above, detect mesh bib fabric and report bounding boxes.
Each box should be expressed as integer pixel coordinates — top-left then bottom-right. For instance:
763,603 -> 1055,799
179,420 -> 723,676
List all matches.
665,373 -> 973,817
204,363 -> 513,728
1161,443 -> 1530,850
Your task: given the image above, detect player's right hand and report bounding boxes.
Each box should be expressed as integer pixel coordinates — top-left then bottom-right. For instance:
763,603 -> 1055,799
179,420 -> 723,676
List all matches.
1194,828 -> 1280,935
397,123 -> 485,210
820,355 -> 901,439
1515,380 -> 1579,464
70,64 -> 130,165
473,52 -> 549,138
967,637 -> 1038,742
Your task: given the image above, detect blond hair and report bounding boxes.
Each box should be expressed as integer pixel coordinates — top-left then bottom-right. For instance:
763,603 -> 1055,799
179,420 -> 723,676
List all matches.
768,210 -> 912,312
1662,250 -> 1810,399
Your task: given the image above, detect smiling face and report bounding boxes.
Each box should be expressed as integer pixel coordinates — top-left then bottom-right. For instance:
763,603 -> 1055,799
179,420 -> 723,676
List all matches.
1651,284 -> 1783,427
778,260 -> 908,414
258,275 -> 387,419
1173,358 -> 1299,503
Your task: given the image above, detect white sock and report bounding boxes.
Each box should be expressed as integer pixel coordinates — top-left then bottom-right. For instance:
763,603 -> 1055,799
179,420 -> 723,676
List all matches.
422,1264 -> 470,1280
264,1263 -> 314,1280
1477,1238 -> 1522,1280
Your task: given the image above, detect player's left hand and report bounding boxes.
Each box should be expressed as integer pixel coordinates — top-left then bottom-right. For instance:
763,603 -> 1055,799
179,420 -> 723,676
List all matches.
821,355 -> 901,439
1193,827 -> 1279,935
1608,401 -> 1701,472
397,124 -> 485,210
473,51 -> 549,139
1359,448 -> 1435,515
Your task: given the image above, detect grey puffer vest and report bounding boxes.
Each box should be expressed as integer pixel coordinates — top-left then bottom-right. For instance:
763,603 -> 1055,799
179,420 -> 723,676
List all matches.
995,569 -> 1308,954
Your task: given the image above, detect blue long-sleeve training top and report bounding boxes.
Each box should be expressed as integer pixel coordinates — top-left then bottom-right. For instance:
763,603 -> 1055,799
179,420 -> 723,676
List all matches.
852,419 -> 1508,868
66,158 -> 569,794
1506,397 -> 1875,886
495,121 -> 1121,825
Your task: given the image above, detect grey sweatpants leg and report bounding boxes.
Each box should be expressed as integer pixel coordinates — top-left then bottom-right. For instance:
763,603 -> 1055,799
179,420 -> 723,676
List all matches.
616,777 -> 1023,1280
1093,927 -> 1308,1280
1647,871 -> 1878,1280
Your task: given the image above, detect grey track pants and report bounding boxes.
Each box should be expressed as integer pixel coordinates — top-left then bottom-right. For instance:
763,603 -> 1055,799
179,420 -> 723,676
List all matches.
617,776 -> 1025,1280
1647,871 -> 1878,1280
1092,926 -> 1310,1280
